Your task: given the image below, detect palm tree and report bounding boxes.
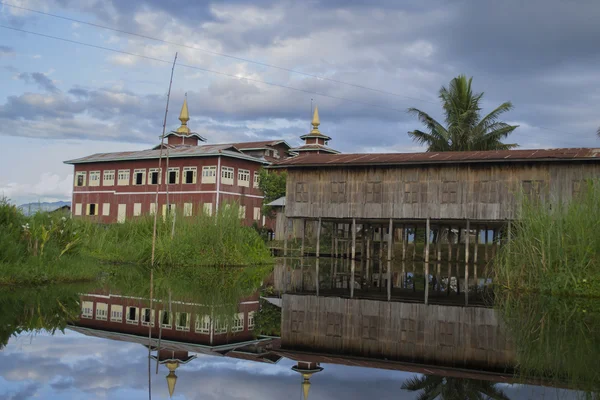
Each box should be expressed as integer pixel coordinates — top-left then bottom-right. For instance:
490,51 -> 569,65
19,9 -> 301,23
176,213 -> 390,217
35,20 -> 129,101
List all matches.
408,75 -> 518,152
401,375 -> 511,400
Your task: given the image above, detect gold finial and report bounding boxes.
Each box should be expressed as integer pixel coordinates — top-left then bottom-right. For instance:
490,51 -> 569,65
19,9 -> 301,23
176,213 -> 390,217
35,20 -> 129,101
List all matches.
166,361 -> 179,398
310,106 -> 321,135
302,375 -> 311,400
176,95 -> 190,134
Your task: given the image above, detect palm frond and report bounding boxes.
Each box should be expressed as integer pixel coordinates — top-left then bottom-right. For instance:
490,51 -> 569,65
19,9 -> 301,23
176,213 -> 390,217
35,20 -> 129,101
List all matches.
401,375 -> 430,391
476,102 -> 514,132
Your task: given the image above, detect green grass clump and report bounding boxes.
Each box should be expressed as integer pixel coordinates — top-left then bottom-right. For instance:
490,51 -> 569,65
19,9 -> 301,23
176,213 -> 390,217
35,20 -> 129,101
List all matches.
495,180 -> 600,297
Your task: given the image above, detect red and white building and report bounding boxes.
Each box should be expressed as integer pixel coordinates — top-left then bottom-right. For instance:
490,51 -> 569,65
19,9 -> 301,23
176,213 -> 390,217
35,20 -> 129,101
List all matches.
64,100 -> 336,225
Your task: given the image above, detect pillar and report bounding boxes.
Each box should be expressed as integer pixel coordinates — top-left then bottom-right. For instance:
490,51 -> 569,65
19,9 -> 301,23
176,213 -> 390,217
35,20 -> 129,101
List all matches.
387,218 -> 393,300
425,218 -> 430,305
300,219 -> 306,257
401,224 -> 407,262
484,225 -> 489,263
316,258 -> 320,297
464,220 -> 470,306
412,226 -> 417,261
351,219 -> 356,298
316,217 -> 322,258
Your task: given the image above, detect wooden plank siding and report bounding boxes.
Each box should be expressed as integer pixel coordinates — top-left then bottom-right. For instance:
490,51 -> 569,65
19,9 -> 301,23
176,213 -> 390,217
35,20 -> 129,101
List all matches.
285,162 -> 600,221
281,294 -> 516,370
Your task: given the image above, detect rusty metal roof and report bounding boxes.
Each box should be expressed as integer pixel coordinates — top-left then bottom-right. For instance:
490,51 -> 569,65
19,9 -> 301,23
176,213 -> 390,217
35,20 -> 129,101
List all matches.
64,144 -> 268,165
288,144 -> 340,154
226,140 -> 291,150
269,148 -> 600,168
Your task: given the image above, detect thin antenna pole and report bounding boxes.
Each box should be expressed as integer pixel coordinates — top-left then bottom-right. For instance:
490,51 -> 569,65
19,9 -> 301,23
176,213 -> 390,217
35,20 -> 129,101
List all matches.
151,52 -> 177,266
310,98 -> 313,129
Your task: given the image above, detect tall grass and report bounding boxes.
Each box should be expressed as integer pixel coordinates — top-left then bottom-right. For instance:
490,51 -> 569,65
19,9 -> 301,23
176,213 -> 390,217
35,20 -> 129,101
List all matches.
495,180 -> 600,296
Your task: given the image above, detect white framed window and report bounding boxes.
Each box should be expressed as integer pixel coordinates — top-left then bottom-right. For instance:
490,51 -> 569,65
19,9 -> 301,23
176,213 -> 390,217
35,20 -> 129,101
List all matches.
133,169 -> 146,186
118,169 -> 130,186
253,207 -> 261,221
126,306 -> 139,325
214,318 -> 227,334
239,205 -> 246,219
89,171 -> 101,187
195,315 -> 211,334
148,168 -> 161,185
159,310 -> 172,329
176,312 -> 191,332
149,203 -> 157,215
203,203 -> 213,216
231,312 -> 244,333
183,203 -> 192,217
141,308 -> 155,327
201,166 -> 217,184
75,203 -> 82,216
81,301 -> 93,319
162,204 -> 176,217
133,203 -> 142,216
86,203 -> 99,216
96,303 -> 108,321
117,204 -> 126,223
103,170 -> 115,186
111,305 -> 123,322
183,167 -> 197,184
238,169 -> 250,187
221,166 -> 234,185
167,167 -> 179,185
253,172 -> 260,189
248,311 -> 255,330
102,203 -> 110,216
273,149 -> 280,159
75,171 -> 86,187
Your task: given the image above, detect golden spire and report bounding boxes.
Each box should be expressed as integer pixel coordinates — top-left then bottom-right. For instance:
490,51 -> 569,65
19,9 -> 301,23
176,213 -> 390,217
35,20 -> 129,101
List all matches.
310,106 -> 321,135
165,361 -> 179,398
302,374 -> 312,400
176,95 -> 190,134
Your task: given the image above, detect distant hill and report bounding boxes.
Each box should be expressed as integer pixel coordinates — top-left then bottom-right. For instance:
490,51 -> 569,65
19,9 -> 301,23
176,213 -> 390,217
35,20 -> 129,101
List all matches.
18,201 -> 71,216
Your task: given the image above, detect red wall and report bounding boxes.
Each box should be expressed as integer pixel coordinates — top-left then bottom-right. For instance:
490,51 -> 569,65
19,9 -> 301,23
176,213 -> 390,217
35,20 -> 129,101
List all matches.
71,155 -> 265,225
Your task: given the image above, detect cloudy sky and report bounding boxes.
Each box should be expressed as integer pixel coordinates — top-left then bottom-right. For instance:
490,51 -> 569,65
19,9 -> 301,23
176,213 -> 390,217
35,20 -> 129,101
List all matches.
1,0 -> 599,204
0,331 -> 578,399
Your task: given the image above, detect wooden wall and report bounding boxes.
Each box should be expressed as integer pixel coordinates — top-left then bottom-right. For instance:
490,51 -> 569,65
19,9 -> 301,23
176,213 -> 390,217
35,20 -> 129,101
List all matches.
281,295 -> 515,370
285,162 -> 600,221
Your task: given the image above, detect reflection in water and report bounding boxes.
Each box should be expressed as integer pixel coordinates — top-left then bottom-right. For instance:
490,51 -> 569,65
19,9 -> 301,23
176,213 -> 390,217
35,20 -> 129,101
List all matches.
401,375 -> 510,400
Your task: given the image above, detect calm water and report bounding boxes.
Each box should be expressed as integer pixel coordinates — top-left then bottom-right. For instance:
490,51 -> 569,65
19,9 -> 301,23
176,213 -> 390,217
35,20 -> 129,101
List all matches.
0,262 -> 596,399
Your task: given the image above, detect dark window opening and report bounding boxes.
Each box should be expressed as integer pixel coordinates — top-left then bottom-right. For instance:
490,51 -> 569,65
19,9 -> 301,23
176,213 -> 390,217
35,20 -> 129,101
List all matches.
185,171 -> 194,184
151,172 -> 159,185
162,311 -> 170,325
178,313 -> 187,326
169,171 -> 177,184
77,175 -> 84,186
128,307 -> 136,320
89,204 -> 96,215
135,173 -> 143,185
143,309 -> 152,323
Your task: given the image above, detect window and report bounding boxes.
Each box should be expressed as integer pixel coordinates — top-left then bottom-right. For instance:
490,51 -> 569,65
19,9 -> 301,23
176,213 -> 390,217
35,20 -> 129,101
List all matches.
149,203 -> 157,215
75,171 -> 86,187
183,203 -> 192,217
96,303 -> 108,321
214,318 -> 227,334
331,181 -> 346,203
81,301 -> 93,319
159,310 -> 172,329
248,311 -> 255,330
478,180 -> 498,204
102,203 -> 110,216
148,168 -> 161,185
238,169 -> 250,187
239,205 -> 246,219
89,171 -> 100,187
273,149 -> 280,159
133,169 -> 146,185
253,207 -> 261,221
201,166 -> 217,184
253,172 -> 260,189
126,307 -> 139,325
133,203 -> 142,216
366,182 -> 382,203
141,308 -> 155,327
162,204 -> 176,217
183,167 -> 197,184
221,166 -> 234,185
295,182 -> 309,203
231,313 -> 244,333
522,180 -> 546,203
168,167 -> 179,185
118,169 -> 130,186
103,170 -> 115,186
75,203 -> 82,216
86,203 -> 98,216
404,181 -> 426,204
203,203 -> 213,216
195,315 -> 211,334
111,305 -> 123,322
442,181 -> 458,204
176,312 -> 191,331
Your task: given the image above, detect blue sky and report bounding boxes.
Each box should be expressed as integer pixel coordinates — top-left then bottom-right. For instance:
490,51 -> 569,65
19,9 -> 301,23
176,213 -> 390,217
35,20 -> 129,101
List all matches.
1,0 -> 600,204
0,330 -> 580,399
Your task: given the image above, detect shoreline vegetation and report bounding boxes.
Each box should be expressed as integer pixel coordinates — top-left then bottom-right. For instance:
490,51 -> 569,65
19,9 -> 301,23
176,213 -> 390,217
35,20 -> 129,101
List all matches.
0,198 -> 273,285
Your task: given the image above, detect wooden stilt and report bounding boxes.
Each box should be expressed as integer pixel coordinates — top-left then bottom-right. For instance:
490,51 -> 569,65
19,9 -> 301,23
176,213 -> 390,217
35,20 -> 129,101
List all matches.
387,218 -> 393,300
315,257 -> 320,297
456,227 -> 461,262
412,226 -> 417,260
351,219 -> 356,298
465,220 -> 470,306
401,225 -> 407,262
474,225 -> 479,264
300,219 -> 306,257
283,217 -> 289,256
492,229 -> 497,258
331,222 -> 336,258
316,217 -> 322,258
379,224 -> 384,290
425,218 -> 430,305
484,225 -> 489,263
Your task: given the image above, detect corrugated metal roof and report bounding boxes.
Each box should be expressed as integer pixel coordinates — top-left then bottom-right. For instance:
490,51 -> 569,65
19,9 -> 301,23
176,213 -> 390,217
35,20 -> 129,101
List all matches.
228,140 -> 290,150
266,196 -> 286,207
270,148 -> 600,168
64,144 -> 268,165
288,144 -> 340,154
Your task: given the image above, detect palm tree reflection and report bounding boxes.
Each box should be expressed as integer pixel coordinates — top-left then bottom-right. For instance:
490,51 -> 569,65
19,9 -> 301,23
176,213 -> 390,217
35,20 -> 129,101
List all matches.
401,375 -> 510,400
